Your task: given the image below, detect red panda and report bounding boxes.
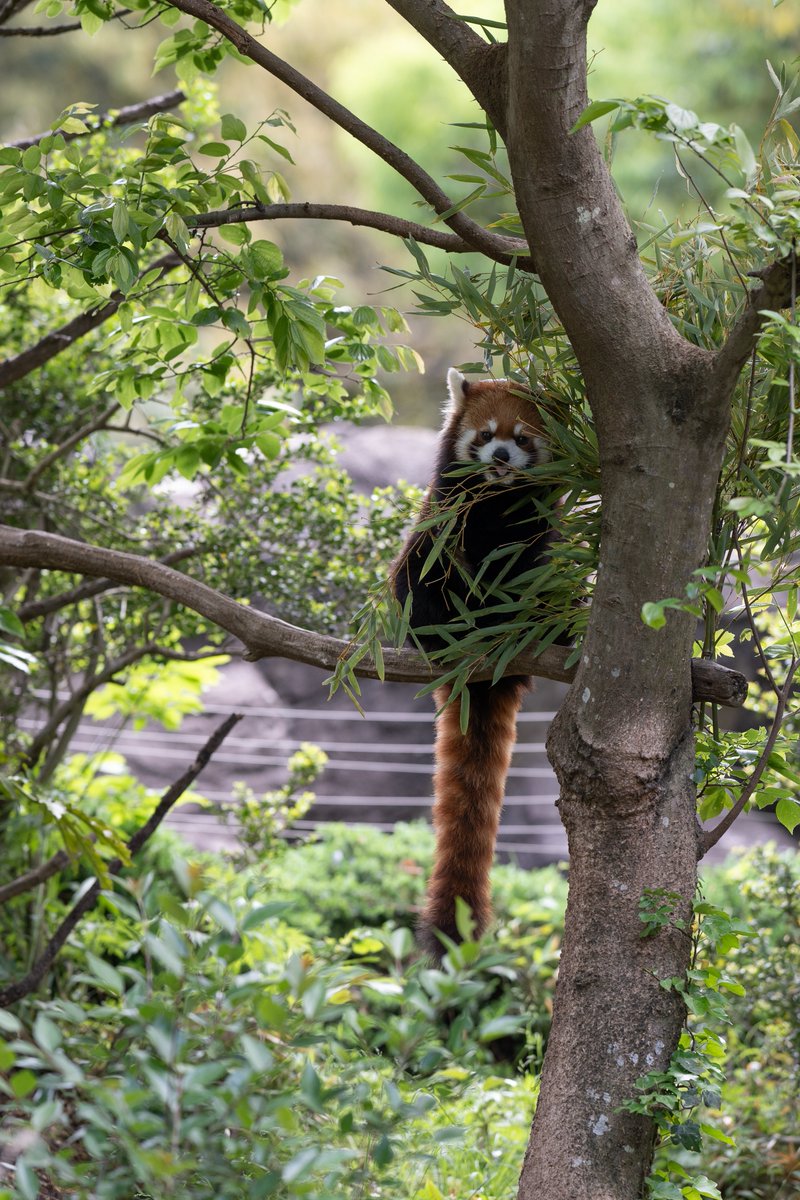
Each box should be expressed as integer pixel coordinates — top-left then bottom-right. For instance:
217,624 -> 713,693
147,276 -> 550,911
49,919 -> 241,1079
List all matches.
391,368 -> 555,960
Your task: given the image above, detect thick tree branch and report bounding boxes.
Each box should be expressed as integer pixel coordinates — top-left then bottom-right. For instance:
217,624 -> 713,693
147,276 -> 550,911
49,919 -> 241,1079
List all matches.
163,0 -> 531,267
713,258 -> 795,393
17,546 -> 197,621
0,253 -> 179,389
190,203 -> 531,267
7,89 -> 185,151
383,0 -> 508,134
0,714 -> 241,1006
699,658 -> 798,857
0,524 -> 747,706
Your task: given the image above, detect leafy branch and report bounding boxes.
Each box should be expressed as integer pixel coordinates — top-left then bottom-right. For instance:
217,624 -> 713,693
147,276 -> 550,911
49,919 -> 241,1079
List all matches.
0,713 -> 241,1006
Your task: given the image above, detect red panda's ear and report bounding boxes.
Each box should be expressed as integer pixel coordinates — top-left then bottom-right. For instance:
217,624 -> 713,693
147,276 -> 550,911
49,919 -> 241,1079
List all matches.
446,367 -> 469,414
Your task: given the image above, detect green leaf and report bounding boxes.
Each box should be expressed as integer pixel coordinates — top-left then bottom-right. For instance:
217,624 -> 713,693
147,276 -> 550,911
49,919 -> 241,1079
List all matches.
15,1160 -> 39,1200
112,199 -> 128,243
11,1069 -> 37,1098
642,601 -> 667,629
85,951 -> 125,995
240,1033 -> 274,1071
665,102 -> 699,130
704,587 -> 724,614
775,797 -> 800,833
220,113 -> 247,142
80,8 -> 104,34
0,606 -> 24,637
21,145 -> 41,171
245,239 -> 283,279
731,124 -> 757,181
570,99 -> 620,132
33,1013 -> 62,1053
197,141 -> 231,158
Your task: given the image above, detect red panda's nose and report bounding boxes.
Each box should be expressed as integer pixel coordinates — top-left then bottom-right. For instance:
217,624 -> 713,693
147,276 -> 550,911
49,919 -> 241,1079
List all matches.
492,446 -> 510,463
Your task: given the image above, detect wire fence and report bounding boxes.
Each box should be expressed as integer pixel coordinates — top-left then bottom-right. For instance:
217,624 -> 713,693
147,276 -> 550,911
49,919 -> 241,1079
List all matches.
22,692 -> 568,861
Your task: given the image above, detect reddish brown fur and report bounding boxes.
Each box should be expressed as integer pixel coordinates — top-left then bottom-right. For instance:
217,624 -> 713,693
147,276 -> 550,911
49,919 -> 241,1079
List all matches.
456,382 -> 545,442
418,675 -> 530,958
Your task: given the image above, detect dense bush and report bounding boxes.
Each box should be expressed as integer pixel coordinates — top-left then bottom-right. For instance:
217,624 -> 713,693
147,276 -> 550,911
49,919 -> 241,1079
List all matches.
0,803 -> 797,1200
0,844 -> 544,1200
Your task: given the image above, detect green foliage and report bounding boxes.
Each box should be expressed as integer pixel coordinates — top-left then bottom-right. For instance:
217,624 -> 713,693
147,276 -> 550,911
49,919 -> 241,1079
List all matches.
626,854 -> 800,1200
0,844 -> 548,1200
219,742 -> 327,865
0,823 -> 796,1200
626,899 -> 748,1200
697,846 -> 800,1199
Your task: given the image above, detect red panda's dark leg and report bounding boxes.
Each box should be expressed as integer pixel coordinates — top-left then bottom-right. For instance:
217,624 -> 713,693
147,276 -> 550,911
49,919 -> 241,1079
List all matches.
419,676 -> 530,960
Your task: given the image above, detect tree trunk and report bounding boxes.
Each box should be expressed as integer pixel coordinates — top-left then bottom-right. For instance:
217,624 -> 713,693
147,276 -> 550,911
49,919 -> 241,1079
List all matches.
501,0 -> 735,1194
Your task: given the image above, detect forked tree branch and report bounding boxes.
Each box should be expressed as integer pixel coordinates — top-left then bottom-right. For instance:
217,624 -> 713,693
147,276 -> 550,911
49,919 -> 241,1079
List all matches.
0,524 -> 748,706
699,657 -> 798,857
713,257 -> 795,391
7,89 -> 185,151
163,0 -> 532,267
22,641 -> 226,769
0,714 -> 241,1006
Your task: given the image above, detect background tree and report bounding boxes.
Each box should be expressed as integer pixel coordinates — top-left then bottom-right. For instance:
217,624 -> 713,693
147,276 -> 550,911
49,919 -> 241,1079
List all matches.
0,2 -> 799,1198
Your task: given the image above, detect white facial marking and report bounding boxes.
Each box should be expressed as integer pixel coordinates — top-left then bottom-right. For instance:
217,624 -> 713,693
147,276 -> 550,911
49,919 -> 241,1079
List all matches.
471,432 -> 536,484
455,427 -> 477,460
533,435 -> 551,463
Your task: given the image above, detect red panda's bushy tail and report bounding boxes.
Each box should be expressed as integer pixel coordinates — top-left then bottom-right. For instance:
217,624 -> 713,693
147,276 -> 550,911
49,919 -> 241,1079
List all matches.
418,675 -> 529,961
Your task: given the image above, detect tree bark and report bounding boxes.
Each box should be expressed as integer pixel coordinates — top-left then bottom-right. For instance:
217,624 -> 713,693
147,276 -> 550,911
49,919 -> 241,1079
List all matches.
502,1 -> 733,1195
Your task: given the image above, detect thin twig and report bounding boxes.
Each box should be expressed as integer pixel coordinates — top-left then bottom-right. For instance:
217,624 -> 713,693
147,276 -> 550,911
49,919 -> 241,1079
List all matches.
7,89 -> 184,150
0,849 -> 70,905
22,643 -> 221,769
189,203 -> 531,267
733,530 -> 779,697
0,714 -> 242,1006
24,402 -> 119,491
700,658 -> 798,857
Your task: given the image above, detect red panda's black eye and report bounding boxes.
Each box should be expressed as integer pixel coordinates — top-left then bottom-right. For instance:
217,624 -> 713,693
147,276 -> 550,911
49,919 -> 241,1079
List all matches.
479,430 -> 493,443
515,434 -> 531,447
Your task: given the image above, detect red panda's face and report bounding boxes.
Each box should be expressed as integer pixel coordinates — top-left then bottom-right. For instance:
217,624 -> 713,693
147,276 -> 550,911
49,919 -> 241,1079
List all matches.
447,370 -> 548,485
